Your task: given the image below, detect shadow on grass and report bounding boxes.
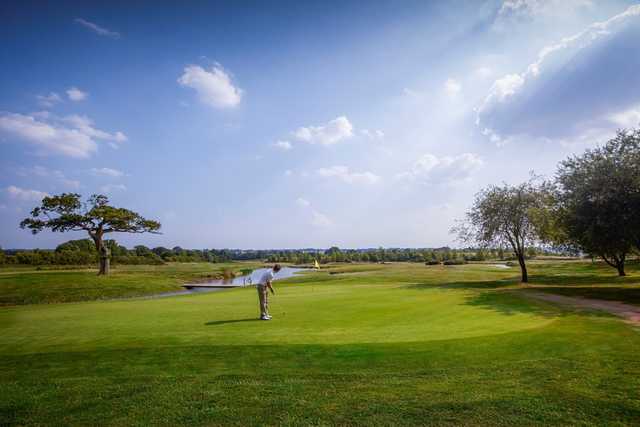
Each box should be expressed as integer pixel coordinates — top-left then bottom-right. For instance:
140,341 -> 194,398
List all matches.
404,277 -> 520,291
205,318 -> 260,326
529,274 -> 640,286
533,286 -> 640,306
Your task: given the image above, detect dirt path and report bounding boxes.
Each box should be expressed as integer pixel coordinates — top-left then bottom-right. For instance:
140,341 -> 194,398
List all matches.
518,290 -> 640,326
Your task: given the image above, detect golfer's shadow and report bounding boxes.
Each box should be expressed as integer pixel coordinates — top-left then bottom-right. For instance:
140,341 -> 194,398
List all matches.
205,318 -> 260,326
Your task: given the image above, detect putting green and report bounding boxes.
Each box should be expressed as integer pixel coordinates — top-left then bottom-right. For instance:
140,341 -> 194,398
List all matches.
0,277 -> 556,355
2,263 -> 640,425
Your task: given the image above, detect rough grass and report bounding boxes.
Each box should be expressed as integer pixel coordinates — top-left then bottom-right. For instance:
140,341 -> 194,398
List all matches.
0,262 -> 262,305
1,261 -> 640,425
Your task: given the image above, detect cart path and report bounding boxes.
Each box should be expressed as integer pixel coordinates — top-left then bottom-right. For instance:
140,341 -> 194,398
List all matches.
517,290 -> 640,326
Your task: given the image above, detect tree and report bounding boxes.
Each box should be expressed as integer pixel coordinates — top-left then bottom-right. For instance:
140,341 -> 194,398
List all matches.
553,129 -> 640,276
453,181 -> 545,283
20,193 -> 160,275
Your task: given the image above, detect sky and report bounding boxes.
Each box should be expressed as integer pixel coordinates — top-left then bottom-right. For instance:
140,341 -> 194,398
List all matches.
1,0 -> 640,250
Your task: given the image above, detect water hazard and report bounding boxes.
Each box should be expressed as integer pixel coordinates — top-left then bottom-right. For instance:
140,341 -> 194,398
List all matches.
153,267 -> 306,298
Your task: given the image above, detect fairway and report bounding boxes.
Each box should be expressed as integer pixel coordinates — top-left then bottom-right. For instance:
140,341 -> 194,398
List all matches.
2,262 -> 640,425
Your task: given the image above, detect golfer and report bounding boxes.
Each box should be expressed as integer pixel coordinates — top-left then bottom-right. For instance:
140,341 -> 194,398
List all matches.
257,264 -> 281,320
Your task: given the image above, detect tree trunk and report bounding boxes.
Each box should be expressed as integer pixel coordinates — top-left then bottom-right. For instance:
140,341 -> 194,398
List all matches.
92,233 -> 110,276
517,253 -> 528,283
616,262 -> 626,277
99,254 -> 110,275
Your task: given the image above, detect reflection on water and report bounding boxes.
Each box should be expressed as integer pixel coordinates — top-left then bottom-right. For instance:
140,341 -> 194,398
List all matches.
186,266 -> 305,287
150,267 -> 306,298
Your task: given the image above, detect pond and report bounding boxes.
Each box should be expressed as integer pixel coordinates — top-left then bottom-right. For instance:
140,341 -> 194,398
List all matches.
150,267 -> 306,298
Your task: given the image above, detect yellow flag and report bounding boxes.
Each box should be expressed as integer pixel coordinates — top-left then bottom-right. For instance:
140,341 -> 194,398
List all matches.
314,259 -> 320,269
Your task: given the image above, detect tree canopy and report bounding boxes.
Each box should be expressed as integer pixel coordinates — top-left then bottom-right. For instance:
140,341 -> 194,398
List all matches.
553,129 -> 640,276
454,180 -> 546,282
20,193 -> 160,274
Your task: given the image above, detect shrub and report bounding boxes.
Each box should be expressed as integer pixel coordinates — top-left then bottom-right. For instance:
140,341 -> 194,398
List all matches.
443,259 -> 467,265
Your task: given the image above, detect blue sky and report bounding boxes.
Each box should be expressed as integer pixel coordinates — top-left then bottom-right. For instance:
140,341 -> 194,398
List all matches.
1,0 -> 640,249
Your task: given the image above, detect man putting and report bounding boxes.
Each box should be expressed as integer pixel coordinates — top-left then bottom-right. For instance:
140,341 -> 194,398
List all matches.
257,264 -> 281,320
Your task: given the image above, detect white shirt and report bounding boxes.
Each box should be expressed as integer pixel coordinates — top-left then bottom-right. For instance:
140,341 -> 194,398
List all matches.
258,270 -> 275,286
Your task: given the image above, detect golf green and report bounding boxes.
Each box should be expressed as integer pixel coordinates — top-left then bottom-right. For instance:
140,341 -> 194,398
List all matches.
1,262 -> 639,425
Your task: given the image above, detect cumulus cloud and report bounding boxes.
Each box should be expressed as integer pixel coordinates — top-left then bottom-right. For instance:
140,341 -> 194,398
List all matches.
178,64 -> 243,109
0,112 -> 126,158
493,0 -> 595,29
90,167 -> 125,178
609,104 -> 640,128
6,185 -> 49,202
293,116 -> 353,146
75,18 -> 120,38
397,153 -> 483,185
444,78 -> 461,96
66,87 -> 88,101
478,4 -> 640,144
272,140 -> 292,151
36,92 -> 62,108
317,166 -> 380,185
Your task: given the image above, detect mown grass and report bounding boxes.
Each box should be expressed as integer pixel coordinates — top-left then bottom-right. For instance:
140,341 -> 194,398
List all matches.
0,262 -> 262,305
1,261 -> 639,425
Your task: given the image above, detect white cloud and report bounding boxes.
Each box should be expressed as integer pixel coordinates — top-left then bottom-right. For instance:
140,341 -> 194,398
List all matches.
493,0 -> 595,29
284,169 -> 293,177
178,64 -> 243,109
397,153 -> 484,185
609,105 -> 640,128
75,18 -> 120,39
272,140 -> 292,151
36,92 -> 62,108
294,116 -> 353,146
0,112 -> 126,158
444,78 -> 461,96
296,197 -> 311,207
66,87 -> 88,101
64,115 -> 127,149
100,184 -> 127,193
90,167 -> 125,178
6,185 -> 49,202
479,3 -> 640,141
317,166 -> 380,185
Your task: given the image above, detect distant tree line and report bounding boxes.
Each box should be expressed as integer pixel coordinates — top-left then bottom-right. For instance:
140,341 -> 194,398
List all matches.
0,241 -> 569,267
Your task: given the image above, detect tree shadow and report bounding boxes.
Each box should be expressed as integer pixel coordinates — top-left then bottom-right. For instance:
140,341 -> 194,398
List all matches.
404,277 -> 520,291
463,290 -> 614,320
205,318 -> 261,326
529,273 -> 640,286
532,286 -> 640,306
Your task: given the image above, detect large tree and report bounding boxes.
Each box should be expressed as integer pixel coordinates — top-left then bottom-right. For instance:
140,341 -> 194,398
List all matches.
20,193 -> 160,275
453,181 -> 546,283
554,129 -> 640,276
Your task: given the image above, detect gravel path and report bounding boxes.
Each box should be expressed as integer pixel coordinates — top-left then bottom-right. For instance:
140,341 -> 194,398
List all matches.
520,290 -> 640,325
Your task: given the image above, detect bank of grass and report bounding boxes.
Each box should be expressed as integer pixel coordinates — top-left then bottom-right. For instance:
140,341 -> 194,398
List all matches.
1,261 -> 640,425
0,262 -> 262,305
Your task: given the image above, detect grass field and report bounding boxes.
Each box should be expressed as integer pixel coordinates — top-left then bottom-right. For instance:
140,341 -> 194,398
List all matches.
1,261 -> 640,425
0,262 -> 262,305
